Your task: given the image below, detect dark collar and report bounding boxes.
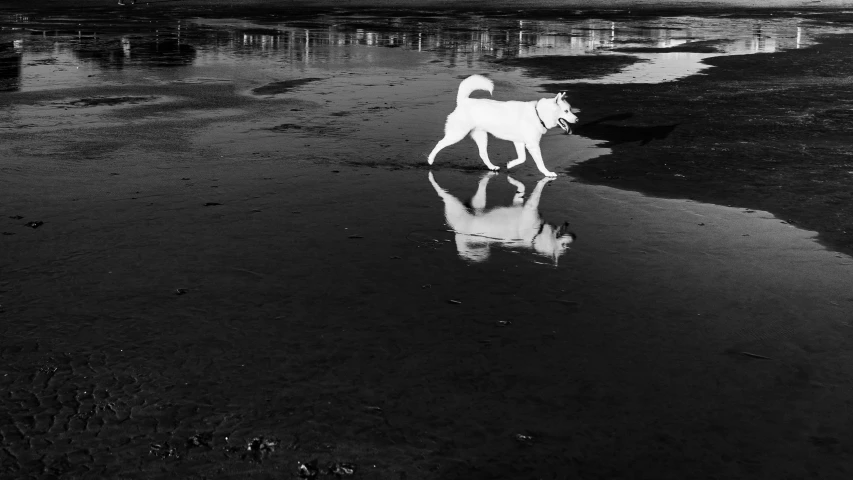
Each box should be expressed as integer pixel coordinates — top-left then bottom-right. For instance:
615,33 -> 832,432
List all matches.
533,100 -> 547,130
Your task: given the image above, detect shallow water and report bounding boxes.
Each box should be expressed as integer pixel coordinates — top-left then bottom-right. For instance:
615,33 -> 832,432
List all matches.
3,6 -> 853,479
0,10 -> 847,93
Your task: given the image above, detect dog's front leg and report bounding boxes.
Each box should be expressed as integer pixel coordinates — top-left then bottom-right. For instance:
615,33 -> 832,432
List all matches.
506,175 -> 526,205
525,143 -> 557,177
470,130 -> 500,172
506,142 -> 527,170
525,176 -> 555,210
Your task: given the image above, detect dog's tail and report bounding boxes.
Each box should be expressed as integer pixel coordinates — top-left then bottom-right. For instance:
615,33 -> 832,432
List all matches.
456,75 -> 493,104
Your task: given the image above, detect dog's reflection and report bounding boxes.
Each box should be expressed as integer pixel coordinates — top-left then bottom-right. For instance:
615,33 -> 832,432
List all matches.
428,172 -> 575,263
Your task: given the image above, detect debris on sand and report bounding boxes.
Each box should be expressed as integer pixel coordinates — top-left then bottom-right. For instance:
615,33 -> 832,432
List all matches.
25,221 -> 43,228
297,459 -> 319,478
149,442 -> 179,458
328,462 -> 356,476
246,436 -> 280,461
738,351 -> 772,360
175,288 -> 188,295
186,432 -> 213,449
513,433 -> 535,446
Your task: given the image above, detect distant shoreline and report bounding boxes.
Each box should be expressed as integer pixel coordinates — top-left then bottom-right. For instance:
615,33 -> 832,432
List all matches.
2,0 -> 852,14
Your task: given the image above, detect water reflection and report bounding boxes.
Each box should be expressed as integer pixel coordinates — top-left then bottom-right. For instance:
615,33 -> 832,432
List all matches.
0,11 -> 838,91
71,37 -> 196,69
0,41 -> 21,92
216,17 -> 802,60
429,172 -> 575,264
194,15 -> 809,83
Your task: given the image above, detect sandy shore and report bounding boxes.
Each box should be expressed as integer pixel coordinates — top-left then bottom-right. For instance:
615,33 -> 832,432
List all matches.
2,4 -> 853,479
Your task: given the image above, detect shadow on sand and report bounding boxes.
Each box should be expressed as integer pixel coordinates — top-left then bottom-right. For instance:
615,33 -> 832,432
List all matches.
575,112 -> 678,146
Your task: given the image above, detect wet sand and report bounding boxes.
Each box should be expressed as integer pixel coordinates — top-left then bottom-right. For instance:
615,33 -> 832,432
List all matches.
5,161 -> 853,479
564,28 -> 853,258
2,3 -> 853,479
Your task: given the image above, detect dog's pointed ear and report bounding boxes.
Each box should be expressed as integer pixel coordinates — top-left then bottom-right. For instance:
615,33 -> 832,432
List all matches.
554,91 -> 565,102
556,221 -> 574,238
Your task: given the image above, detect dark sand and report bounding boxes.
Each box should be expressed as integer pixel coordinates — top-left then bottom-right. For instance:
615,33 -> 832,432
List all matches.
2,3 -> 853,480
560,28 -> 853,257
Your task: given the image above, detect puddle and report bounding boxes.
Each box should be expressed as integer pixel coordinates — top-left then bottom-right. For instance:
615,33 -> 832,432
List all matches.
492,54 -> 647,81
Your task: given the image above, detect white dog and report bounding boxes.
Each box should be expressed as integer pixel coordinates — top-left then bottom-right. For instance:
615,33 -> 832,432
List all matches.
427,75 -> 580,177
428,171 -> 575,263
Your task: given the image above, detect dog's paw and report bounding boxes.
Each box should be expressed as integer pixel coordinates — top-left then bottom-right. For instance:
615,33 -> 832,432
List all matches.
488,165 -> 500,172
543,171 -> 557,177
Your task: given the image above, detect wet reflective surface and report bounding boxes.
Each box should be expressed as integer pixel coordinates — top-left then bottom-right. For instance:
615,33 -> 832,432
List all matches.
3,5 -> 853,479
429,172 -> 575,264
0,10 -> 846,93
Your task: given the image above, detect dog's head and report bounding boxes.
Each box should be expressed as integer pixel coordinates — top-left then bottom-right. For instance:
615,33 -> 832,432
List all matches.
532,221 -> 576,263
553,92 -> 580,134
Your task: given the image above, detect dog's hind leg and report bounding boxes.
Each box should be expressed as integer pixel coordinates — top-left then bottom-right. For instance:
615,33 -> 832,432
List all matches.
428,171 -> 453,201
470,172 -> 495,212
525,143 -> 557,177
428,116 -> 469,165
470,129 -> 499,171
428,172 -> 468,231
506,175 -> 526,205
506,142 -> 527,170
